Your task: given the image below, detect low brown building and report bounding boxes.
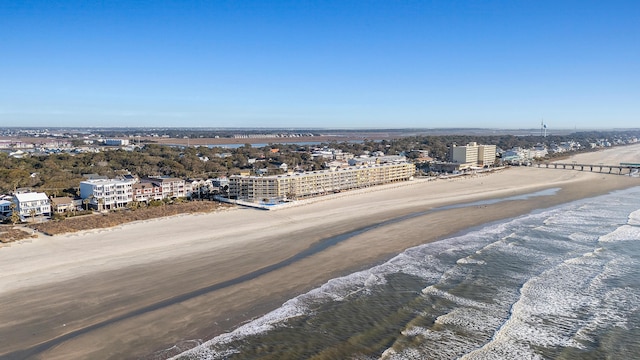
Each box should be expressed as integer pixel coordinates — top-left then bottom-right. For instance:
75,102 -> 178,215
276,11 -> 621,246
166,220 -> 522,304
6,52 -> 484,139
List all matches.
50,196 -> 75,213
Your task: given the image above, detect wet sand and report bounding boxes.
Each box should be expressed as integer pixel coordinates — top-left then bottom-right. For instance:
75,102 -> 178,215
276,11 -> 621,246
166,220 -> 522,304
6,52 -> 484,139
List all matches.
0,145 -> 639,360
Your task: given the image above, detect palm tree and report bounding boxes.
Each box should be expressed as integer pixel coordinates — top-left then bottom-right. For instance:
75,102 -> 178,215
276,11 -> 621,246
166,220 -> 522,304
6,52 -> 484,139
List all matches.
83,195 -> 93,211
9,202 -> 19,226
29,208 -> 36,223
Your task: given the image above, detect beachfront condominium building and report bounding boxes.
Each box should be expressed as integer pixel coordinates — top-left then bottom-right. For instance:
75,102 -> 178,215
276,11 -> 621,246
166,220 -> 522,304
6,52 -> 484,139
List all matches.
451,143 -> 478,164
229,162 -> 415,202
80,179 -> 134,210
139,177 -> 189,199
12,192 -> 51,220
477,144 -> 497,166
451,142 -> 496,167
132,182 -> 163,202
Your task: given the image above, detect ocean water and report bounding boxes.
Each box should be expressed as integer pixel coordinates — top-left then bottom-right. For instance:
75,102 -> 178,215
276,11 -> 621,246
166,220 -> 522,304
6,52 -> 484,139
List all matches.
171,186 -> 640,360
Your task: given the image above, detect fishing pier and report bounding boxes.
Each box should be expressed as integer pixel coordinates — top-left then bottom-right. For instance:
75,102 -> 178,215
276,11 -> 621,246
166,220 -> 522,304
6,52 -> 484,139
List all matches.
537,162 -> 640,175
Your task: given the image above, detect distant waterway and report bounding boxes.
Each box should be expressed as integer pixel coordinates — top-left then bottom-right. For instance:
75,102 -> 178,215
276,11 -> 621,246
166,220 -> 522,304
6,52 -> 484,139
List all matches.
163,140 -> 366,149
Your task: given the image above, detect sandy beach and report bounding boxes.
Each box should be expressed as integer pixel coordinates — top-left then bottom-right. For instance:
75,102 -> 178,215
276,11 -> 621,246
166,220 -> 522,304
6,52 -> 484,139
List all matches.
1,144 -> 639,360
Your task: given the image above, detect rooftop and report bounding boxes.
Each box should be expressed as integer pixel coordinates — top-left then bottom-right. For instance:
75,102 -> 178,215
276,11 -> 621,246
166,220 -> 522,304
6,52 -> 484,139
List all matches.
14,192 -> 49,202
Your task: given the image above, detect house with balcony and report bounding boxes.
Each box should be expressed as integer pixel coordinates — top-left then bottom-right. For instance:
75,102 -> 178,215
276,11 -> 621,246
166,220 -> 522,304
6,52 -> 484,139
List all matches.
13,192 -> 51,220
132,182 -> 163,202
50,196 -> 79,213
80,179 -> 134,210
139,177 -> 189,199
0,199 -> 13,217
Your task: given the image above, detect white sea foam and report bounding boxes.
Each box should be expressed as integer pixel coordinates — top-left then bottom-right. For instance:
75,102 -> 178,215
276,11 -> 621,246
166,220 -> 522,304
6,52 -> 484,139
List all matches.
568,231 -> 598,243
563,252 -> 603,265
500,232 -> 517,241
400,325 -> 430,337
384,328 -> 489,360
599,224 -> 640,242
543,213 -> 590,227
574,251 -> 640,344
363,273 -> 384,287
456,257 -> 486,265
463,245 -> 619,358
628,209 -> 640,225
460,338 -> 545,360
172,297 -> 311,359
423,286 -> 489,310
434,307 -> 503,333
380,253 -> 444,281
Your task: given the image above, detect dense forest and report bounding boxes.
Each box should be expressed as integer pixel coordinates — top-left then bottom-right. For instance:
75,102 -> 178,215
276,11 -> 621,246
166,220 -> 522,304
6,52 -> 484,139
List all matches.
1,130 -> 638,197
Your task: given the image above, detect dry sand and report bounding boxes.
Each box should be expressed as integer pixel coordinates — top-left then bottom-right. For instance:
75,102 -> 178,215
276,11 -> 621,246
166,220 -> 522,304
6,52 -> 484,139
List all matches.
0,144 -> 639,360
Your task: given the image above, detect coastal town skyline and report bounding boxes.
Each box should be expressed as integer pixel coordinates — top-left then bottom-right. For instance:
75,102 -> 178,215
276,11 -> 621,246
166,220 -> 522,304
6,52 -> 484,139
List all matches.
3,0 -> 639,129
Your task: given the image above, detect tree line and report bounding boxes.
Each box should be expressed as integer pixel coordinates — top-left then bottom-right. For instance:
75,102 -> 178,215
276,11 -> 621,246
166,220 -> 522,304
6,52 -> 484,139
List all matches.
2,130 -> 638,197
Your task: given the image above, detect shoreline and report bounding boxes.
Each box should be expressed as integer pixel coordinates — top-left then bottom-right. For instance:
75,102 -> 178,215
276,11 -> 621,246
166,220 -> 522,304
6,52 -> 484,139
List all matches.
0,145 -> 639,359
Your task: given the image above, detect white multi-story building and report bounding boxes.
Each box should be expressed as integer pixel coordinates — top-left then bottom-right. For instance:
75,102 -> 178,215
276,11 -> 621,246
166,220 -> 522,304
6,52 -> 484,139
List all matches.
104,138 -> 130,146
229,162 -> 415,202
13,192 -> 51,219
80,179 -> 134,210
348,155 -> 407,166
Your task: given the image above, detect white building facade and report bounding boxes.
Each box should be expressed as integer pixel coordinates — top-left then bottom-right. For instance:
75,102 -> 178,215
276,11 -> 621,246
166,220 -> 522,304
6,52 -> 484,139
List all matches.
104,138 -> 130,146
80,179 -> 134,210
13,192 -> 51,219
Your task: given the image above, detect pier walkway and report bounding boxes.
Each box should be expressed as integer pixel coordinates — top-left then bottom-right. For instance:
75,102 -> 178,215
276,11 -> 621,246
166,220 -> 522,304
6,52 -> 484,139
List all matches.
537,162 -> 640,175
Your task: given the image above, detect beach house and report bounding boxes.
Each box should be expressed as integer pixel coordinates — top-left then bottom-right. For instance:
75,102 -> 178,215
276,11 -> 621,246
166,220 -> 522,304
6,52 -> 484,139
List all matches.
13,192 -> 51,220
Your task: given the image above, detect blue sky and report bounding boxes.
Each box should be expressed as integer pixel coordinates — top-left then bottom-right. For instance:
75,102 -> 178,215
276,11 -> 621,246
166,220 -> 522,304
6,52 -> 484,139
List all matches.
1,0 -> 638,129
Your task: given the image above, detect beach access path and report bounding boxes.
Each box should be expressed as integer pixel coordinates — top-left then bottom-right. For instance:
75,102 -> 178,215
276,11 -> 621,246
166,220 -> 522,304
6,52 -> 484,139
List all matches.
0,144 -> 639,360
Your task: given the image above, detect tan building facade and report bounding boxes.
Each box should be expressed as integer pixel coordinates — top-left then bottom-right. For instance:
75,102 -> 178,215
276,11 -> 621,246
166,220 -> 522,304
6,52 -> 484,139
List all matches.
451,143 -> 478,164
451,142 -> 496,166
229,162 -> 415,202
477,144 -> 497,166
139,177 -> 189,199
